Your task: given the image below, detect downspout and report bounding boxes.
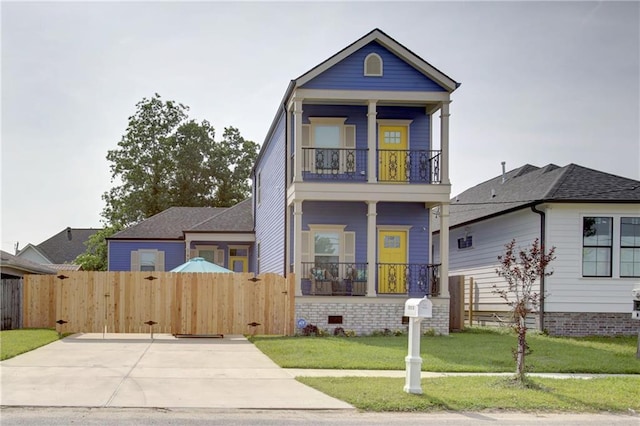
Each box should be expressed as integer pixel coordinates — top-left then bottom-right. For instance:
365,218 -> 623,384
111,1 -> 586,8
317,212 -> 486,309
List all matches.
530,203 -> 546,332
283,103 -> 289,277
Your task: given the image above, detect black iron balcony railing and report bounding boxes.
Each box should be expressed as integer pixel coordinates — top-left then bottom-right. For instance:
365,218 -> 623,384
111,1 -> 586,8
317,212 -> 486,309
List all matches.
301,262 -> 368,296
378,149 -> 441,183
377,263 -> 440,296
301,148 -> 368,181
300,261 -> 440,297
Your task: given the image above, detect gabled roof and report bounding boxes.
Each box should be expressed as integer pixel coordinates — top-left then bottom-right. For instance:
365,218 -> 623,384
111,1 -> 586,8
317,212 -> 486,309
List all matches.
295,28 -> 460,92
109,207 -> 227,240
20,228 -> 101,264
1,250 -> 57,276
438,163 -> 640,230
188,198 -> 254,233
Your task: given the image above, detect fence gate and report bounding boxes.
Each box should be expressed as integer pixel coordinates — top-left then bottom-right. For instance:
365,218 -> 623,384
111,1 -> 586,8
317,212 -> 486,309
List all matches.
24,272 -> 295,336
1,278 -> 23,330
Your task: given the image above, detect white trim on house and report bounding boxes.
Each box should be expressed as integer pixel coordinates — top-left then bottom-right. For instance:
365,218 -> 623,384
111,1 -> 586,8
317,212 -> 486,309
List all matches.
364,52 -> 383,76
287,181 -> 451,206
292,89 -> 450,105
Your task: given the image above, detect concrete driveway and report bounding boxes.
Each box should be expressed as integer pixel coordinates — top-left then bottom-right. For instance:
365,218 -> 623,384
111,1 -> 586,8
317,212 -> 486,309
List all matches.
0,333 -> 353,410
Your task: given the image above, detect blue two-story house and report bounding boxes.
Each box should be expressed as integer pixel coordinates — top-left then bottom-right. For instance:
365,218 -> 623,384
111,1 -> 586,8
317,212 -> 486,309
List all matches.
107,29 -> 459,335
253,28 -> 459,333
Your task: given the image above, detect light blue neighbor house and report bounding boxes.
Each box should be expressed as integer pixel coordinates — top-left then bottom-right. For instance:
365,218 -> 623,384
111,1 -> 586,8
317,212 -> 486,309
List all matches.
108,29 -> 459,334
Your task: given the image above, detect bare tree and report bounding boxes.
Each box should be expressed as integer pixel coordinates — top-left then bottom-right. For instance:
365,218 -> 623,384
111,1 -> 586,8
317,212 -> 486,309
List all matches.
493,238 -> 556,383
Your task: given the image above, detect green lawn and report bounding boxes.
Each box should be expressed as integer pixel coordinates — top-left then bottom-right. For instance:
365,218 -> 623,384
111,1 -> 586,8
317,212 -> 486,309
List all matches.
0,328 -> 62,361
297,376 -> 640,412
252,328 -> 640,412
250,328 -> 640,374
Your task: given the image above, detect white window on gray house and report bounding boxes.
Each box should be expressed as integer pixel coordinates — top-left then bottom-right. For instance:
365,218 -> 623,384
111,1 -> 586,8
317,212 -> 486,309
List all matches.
131,249 -> 165,272
457,235 -> 473,249
620,217 -> 640,278
582,217 -> 612,277
364,53 -> 383,76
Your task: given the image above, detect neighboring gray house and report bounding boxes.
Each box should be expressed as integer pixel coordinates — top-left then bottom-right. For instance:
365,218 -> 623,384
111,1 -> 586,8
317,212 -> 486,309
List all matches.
433,163 -> 640,336
1,250 -> 56,278
16,228 -> 101,270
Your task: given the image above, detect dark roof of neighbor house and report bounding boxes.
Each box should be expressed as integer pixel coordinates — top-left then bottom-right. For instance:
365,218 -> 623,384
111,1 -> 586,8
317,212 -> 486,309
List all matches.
109,207 -> 228,240
435,163 -> 640,231
1,250 -> 57,276
33,228 -> 101,264
188,198 -> 254,233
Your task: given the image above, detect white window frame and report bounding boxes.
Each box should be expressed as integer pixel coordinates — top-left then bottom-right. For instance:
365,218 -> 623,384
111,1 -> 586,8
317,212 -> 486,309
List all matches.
131,249 -> 165,272
579,214 -> 640,279
364,52 -> 383,76
194,245 -> 225,266
303,224 -> 355,280
302,117 -> 356,174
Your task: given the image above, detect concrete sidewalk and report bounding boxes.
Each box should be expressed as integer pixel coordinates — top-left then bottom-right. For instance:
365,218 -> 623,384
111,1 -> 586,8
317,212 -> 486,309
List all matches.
0,333 -> 353,409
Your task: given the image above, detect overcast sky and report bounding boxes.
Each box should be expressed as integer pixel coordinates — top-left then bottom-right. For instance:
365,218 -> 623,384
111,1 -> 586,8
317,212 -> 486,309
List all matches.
1,1 -> 639,254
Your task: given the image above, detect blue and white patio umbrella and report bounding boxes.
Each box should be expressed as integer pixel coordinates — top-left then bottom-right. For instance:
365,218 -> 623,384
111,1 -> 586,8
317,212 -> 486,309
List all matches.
170,257 -> 233,273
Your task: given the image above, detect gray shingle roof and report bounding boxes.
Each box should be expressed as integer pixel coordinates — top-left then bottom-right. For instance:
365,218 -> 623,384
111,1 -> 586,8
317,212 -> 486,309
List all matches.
439,163 -> 640,230
1,250 -> 57,275
36,228 -> 101,264
188,198 -> 254,233
110,207 -> 227,240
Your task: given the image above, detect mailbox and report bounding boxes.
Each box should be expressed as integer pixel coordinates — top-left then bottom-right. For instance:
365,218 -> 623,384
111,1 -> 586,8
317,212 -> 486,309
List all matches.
404,297 -> 433,318
633,285 -> 640,320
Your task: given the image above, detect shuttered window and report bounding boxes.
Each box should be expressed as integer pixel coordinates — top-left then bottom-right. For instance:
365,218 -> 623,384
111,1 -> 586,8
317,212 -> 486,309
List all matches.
131,249 -> 165,272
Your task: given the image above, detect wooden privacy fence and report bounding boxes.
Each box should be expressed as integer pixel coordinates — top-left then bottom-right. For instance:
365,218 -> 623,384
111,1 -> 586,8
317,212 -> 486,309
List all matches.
1,278 -> 23,330
23,271 -> 295,336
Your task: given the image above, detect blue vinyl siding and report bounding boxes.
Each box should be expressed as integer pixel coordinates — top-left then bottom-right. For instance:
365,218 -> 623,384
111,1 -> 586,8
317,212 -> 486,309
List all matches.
298,201 -> 429,264
254,112 -> 286,275
108,241 -> 185,271
302,42 -> 446,92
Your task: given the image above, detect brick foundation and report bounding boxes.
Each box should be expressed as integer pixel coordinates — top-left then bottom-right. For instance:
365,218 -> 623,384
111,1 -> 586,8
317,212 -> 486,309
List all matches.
295,297 -> 450,336
544,312 -> 639,337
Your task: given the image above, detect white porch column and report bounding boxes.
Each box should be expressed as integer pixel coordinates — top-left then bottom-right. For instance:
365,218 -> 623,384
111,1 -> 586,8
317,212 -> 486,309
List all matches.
440,101 -> 451,185
366,201 -> 377,297
438,203 -> 450,298
293,200 -> 303,296
293,100 -> 303,182
185,236 -> 192,261
367,100 -> 378,183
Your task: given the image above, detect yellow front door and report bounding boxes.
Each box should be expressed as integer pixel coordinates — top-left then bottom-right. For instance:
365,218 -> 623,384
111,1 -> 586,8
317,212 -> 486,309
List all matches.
229,257 -> 247,272
379,125 -> 408,182
229,247 -> 249,272
378,230 -> 407,293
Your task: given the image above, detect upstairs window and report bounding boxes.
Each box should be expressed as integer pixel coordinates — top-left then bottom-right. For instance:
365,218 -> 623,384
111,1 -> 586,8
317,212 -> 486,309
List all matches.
582,217 -> 612,277
302,118 -> 356,173
364,53 -> 383,76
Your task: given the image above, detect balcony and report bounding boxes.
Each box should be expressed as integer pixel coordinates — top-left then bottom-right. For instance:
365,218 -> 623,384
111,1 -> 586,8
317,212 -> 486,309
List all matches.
295,148 -> 441,183
301,262 -> 440,297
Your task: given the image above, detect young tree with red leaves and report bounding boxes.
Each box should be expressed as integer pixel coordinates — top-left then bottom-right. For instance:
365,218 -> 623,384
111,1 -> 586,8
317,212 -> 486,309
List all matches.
494,238 -> 556,383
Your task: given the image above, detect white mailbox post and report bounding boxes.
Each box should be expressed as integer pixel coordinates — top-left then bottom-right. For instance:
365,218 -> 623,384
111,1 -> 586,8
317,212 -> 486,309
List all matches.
403,296 -> 433,394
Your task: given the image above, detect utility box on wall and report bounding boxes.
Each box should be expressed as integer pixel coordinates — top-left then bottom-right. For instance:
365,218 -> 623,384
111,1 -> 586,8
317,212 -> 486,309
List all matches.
633,285 -> 640,320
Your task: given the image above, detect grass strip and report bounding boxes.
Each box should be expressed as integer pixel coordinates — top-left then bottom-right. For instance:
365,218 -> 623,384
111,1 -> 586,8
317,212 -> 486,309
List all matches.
297,376 -> 640,412
251,329 -> 640,374
0,328 -> 62,360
